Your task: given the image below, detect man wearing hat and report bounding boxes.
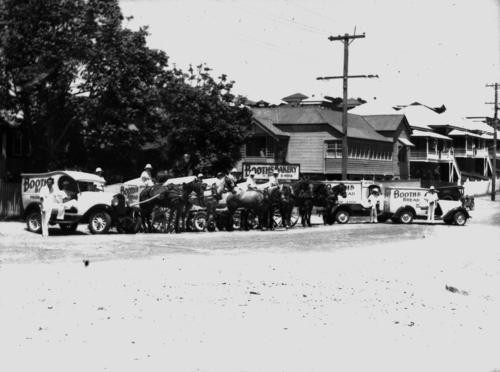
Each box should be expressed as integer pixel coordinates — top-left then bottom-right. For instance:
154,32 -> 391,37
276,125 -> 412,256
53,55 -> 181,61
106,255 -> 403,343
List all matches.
424,185 -> 439,222
244,171 -> 258,191
367,187 -> 383,223
94,167 -> 105,191
228,168 -> 239,183
141,164 -> 154,186
268,169 -> 280,188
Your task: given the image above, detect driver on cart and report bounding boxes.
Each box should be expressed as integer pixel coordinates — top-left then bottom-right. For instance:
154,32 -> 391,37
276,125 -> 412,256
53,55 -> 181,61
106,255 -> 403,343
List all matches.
140,164 -> 155,186
244,171 -> 258,191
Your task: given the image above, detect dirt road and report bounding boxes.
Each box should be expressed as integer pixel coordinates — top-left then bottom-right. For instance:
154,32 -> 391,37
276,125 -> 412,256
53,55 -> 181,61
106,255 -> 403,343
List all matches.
1,198 -> 499,371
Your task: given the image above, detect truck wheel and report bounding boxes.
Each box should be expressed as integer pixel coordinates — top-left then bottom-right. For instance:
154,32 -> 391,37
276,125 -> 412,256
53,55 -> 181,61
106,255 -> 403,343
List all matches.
453,211 -> 467,226
399,210 -> 414,224
26,211 -> 42,233
335,210 -> 350,224
59,223 -> 78,233
88,211 -> 112,234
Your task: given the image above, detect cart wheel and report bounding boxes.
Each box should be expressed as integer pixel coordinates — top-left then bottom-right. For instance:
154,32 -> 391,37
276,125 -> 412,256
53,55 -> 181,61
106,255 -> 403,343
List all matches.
191,211 -> 207,232
289,206 -> 300,227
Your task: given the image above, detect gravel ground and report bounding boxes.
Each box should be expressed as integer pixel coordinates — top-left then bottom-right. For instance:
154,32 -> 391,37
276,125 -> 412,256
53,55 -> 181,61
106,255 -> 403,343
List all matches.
0,197 -> 499,372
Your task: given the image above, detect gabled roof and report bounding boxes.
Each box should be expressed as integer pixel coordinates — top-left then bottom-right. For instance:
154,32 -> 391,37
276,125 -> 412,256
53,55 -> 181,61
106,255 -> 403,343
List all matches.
251,106 -> 391,143
252,117 -> 289,138
363,114 -> 410,132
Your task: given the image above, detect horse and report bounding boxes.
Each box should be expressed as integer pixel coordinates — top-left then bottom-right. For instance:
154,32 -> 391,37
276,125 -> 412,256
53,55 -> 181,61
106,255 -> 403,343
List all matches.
292,180 -> 315,227
322,183 -> 348,224
205,176 -> 236,231
226,185 -> 280,231
139,180 -> 205,233
278,183 -> 295,228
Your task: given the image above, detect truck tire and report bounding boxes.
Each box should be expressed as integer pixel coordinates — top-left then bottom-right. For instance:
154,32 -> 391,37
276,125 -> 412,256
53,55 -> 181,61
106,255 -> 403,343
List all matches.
335,209 -> 350,224
88,210 -> 112,234
26,211 -> 42,234
453,211 -> 467,226
399,210 -> 414,224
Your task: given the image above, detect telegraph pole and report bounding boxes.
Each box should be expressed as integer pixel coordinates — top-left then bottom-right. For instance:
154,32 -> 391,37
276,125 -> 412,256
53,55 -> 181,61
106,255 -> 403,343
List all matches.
486,83 -> 499,201
317,33 -> 377,179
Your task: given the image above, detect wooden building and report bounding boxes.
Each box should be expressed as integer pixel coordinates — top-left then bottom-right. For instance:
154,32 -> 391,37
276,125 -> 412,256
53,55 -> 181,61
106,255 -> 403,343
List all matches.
237,104 -> 403,180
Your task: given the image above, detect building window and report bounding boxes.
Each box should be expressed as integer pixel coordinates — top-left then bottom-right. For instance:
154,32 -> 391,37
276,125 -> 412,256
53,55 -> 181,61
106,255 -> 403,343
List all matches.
326,141 -> 342,158
246,136 -> 274,157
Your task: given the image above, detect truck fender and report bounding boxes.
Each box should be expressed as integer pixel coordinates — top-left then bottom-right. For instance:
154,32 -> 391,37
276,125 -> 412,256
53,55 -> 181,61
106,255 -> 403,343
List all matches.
82,204 -> 114,223
23,202 -> 41,219
442,207 -> 470,221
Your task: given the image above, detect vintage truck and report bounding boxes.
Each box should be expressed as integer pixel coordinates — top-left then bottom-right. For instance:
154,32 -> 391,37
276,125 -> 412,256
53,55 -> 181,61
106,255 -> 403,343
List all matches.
322,180 -> 382,224
22,171 -> 141,234
380,186 -> 470,225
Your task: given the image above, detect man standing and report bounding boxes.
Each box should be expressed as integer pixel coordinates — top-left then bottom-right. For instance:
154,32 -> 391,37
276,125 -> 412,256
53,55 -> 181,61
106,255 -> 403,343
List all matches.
141,164 -> 154,186
39,177 -> 63,237
367,188 -> 382,223
424,186 -> 439,223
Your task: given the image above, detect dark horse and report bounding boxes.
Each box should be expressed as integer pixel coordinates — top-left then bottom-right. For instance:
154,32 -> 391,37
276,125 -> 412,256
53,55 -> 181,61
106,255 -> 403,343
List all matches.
292,181 -> 347,227
322,183 -> 348,224
139,180 -> 205,232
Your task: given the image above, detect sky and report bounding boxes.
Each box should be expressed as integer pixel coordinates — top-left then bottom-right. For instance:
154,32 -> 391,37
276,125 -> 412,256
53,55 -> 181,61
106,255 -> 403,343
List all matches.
120,0 -> 500,118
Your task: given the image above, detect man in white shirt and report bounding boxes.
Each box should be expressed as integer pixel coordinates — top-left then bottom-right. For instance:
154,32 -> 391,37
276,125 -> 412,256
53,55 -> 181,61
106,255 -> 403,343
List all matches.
94,167 -> 105,191
140,164 -> 154,186
244,171 -> 258,191
367,188 -> 383,223
39,177 -> 64,237
424,185 -> 439,222
268,169 -> 280,188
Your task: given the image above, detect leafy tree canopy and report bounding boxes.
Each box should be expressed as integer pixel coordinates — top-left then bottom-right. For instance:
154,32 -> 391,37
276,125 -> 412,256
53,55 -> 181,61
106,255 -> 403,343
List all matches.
0,0 -> 252,181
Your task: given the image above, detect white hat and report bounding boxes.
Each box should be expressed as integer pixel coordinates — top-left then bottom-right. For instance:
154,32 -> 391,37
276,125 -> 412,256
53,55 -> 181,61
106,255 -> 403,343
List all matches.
372,188 -> 379,193
429,186 -> 436,191
250,171 -> 256,176
197,173 -> 204,178
230,168 -> 238,173
95,167 -> 103,173
144,164 -> 152,169
272,169 -> 279,174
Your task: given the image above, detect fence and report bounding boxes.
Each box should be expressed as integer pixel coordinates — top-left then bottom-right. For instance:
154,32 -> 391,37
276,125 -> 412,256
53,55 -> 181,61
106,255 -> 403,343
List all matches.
0,182 -> 22,218
463,177 -> 500,196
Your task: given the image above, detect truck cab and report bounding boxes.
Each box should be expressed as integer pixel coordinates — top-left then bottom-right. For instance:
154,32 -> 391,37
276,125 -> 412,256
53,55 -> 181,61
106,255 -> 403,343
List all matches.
22,171 -> 118,234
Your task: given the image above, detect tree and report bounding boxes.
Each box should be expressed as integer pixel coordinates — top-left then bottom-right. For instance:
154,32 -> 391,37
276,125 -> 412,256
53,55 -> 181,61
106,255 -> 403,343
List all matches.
0,0 -> 252,180
159,64 -> 252,175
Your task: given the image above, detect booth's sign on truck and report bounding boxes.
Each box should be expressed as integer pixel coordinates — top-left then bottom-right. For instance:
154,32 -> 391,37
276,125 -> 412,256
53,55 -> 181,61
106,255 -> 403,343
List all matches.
242,163 -> 300,180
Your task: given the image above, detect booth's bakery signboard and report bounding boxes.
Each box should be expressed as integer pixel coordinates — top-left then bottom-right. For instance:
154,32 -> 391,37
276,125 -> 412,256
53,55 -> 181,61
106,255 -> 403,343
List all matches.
242,163 -> 300,180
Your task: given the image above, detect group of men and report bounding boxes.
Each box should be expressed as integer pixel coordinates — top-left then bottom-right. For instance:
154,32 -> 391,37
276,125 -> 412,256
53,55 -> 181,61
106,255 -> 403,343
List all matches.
366,185 -> 440,223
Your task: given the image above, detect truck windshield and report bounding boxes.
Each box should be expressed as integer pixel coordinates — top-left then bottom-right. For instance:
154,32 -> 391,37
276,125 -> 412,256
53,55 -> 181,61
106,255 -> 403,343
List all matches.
77,181 -> 104,192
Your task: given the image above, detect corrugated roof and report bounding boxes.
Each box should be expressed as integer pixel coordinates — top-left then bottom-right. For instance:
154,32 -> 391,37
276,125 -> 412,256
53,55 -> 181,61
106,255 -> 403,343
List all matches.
411,129 -> 452,140
282,93 -> 309,102
398,105 -> 451,129
251,106 -> 391,142
363,115 -> 406,131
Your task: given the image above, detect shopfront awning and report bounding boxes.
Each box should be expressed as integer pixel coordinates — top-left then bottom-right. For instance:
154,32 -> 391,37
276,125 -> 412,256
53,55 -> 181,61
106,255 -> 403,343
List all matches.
398,137 -> 415,147
411,129 -> 452,140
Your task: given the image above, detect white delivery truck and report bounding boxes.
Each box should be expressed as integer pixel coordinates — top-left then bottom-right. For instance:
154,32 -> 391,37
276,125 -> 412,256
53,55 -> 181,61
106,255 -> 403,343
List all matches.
381,186 -> 470,225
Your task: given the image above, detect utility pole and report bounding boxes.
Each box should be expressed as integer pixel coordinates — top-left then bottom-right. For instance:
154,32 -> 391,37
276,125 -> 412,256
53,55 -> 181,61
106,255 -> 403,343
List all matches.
317,33 -> 377,179
486,83 -> 499,201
